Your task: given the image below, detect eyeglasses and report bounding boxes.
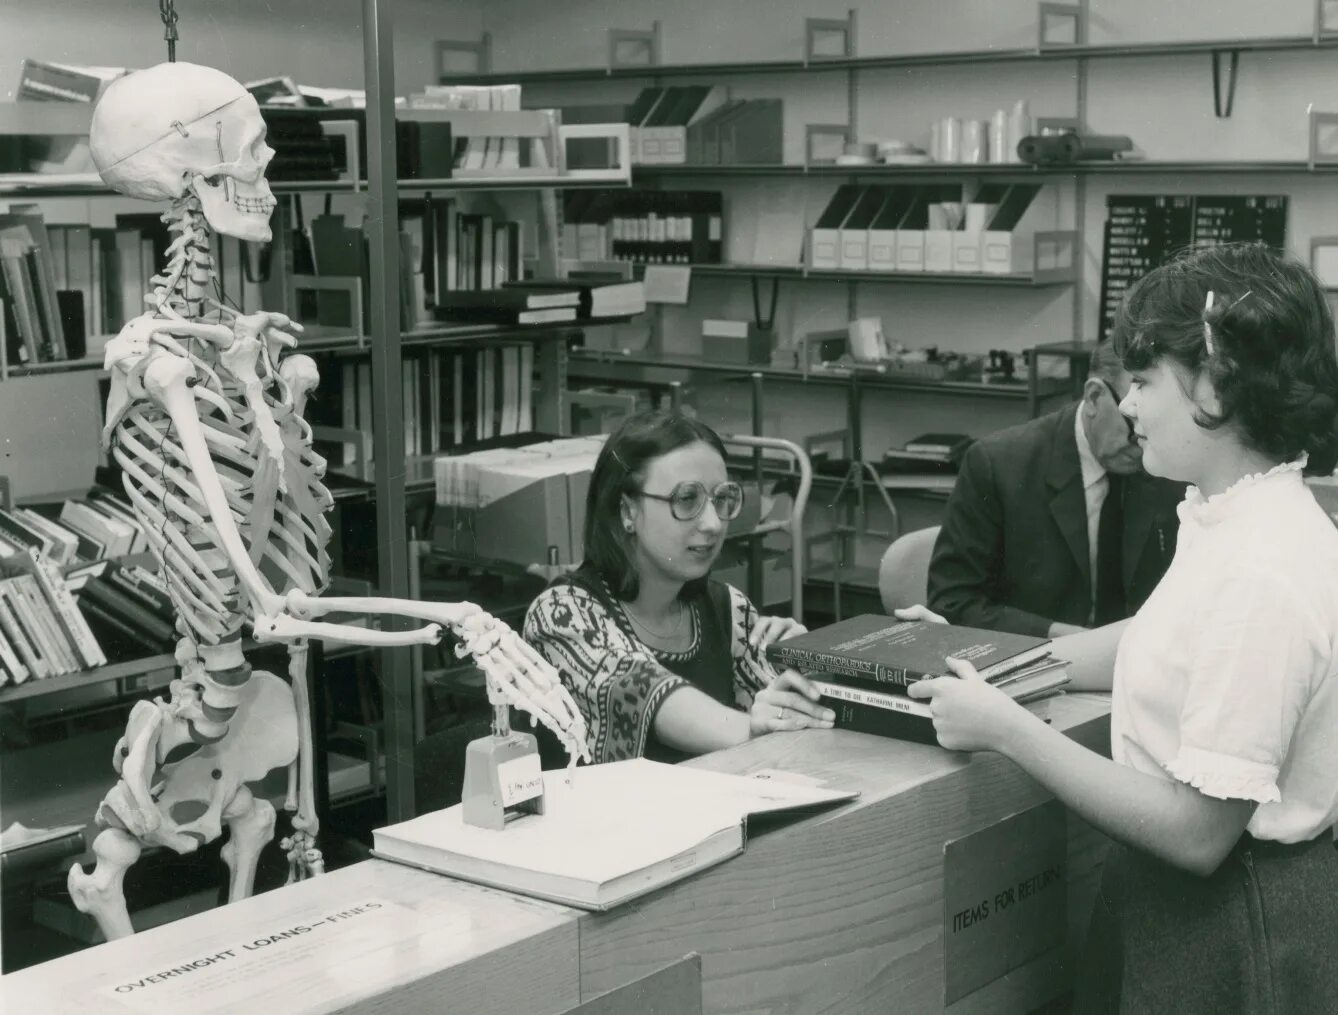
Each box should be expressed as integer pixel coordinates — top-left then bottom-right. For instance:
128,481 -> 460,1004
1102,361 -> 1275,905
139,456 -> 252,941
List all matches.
638,481 -> 744,522
1099,378 -> 1136,441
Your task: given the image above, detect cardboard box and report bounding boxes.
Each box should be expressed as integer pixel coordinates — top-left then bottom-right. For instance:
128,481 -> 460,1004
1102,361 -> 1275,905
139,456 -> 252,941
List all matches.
809,184 -> 864,269
702,319 -> 774,364
981,183 -> 1051,275
433,438 -> 604,568
951,183 -> 1009,273
639,85 -> 730,165
867,186 -> 916,272
838,186 -> 888,270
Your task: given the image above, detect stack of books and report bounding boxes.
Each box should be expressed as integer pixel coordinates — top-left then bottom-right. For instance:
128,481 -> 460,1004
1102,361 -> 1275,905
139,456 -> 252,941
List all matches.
77,559 -> 176,657
503,277 -> 646,319
431,287 -> 579,326
765,616 -> 1069,747
881,432 -> 973,475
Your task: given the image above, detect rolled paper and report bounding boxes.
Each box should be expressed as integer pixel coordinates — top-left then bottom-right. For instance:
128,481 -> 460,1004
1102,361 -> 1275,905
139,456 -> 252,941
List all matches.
989,109 -> 1009,164
961,119 -> 988,164
940,116 -> 961,162
1007,99 -> 1032,163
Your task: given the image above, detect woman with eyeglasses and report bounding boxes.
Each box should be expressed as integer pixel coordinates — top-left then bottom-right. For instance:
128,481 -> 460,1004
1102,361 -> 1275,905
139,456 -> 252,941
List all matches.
525,410 -> 934,764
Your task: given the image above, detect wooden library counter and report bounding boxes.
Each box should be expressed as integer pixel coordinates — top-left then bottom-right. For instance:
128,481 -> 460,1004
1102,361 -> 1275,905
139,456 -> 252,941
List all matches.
2,692 -> 1111,1015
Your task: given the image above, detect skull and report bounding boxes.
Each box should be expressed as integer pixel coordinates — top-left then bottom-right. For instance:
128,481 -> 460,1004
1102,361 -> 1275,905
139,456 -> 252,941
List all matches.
89,62 -> 277,242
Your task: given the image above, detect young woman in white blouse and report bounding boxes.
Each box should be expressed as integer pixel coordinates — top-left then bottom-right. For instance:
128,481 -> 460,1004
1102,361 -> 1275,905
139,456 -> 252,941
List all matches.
910,242 -> 1338,1014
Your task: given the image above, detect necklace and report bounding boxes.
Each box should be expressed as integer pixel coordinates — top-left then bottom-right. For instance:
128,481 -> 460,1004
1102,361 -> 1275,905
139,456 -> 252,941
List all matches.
623,599 -> 687,641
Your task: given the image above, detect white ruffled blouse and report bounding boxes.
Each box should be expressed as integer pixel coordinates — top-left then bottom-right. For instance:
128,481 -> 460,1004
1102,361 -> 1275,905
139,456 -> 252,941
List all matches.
1111,457 -> 1338,842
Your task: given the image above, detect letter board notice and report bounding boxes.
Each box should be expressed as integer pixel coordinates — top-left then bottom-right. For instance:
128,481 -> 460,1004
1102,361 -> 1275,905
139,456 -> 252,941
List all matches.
943,800 -> 1067,1004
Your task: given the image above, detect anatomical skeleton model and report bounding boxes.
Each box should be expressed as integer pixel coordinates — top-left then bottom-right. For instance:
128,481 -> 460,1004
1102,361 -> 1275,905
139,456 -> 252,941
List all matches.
67,62 -> 590,942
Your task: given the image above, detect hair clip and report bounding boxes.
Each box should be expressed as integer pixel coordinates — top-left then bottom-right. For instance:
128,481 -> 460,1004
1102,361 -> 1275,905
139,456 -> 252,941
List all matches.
1202,290 -> 1216,358
611,447 -> 629,471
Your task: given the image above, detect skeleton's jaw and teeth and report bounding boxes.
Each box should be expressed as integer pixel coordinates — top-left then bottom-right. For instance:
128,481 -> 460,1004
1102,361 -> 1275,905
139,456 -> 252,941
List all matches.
192,167 -> 276,243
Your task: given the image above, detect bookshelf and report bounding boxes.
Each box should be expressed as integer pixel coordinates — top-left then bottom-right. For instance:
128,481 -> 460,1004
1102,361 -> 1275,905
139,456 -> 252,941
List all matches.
0,5 -> 651,901
449,5 -> 1338,617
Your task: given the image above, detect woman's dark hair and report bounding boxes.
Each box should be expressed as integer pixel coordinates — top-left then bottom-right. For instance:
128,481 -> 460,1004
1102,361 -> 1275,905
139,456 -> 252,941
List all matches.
1111,241 -> 1338,474
581,409 -> 729,601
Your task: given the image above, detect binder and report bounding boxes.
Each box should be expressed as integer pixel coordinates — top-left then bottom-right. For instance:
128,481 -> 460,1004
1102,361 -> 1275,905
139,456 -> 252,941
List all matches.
687,98 -> 744,164
719,99 -> 783,165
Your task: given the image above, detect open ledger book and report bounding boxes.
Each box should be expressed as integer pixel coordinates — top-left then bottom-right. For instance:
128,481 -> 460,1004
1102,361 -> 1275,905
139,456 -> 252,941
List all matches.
372,759 -> 858,910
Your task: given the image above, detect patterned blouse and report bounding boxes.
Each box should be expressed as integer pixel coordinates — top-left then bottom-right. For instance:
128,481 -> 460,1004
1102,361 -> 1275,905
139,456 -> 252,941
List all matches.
523,569 -> 780,764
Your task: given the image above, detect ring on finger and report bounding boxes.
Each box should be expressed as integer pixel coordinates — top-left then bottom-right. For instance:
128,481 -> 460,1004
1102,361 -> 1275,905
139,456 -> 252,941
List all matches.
777,705 -> 788,720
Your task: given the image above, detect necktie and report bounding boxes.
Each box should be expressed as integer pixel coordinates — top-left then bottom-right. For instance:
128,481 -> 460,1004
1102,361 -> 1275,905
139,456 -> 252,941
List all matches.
1094,473 -> 1124,626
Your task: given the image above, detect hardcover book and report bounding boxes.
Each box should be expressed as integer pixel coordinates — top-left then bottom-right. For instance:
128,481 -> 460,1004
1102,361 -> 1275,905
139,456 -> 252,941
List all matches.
766,615 -> 1050,687
814,665 -> 1069,746
372,758 -> 857,910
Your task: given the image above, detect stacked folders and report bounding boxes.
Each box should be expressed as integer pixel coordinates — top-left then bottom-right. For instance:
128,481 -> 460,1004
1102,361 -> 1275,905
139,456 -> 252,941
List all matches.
765,616 -> 1070,747
433,435 -> 607,570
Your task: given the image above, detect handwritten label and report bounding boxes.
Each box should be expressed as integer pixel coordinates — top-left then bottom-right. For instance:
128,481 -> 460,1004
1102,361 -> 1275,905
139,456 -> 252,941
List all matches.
497,754 -> 544,807
942,800 -> 1067,1004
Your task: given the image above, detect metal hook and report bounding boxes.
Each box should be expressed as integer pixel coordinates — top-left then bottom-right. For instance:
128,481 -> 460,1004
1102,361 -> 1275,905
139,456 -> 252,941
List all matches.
1211,49 -> 1239,118
159,0 -> 181,63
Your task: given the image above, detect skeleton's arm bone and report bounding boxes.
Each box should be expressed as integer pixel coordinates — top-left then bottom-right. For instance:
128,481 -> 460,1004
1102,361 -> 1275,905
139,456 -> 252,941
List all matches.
285,590 -> 482,629
254,614 -> 442,647
141,354 -> 286,618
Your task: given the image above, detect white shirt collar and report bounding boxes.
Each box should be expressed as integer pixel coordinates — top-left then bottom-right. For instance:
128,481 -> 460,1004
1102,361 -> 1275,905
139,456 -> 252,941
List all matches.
1179,455 -> 1308,527
1073,404 -> 1106,489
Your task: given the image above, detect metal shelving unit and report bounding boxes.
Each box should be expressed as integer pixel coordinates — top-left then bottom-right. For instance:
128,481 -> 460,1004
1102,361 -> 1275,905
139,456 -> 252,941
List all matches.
634,160 -> 1338,179
441,33 -> 1338,84
680,263 -> 1070,285
568,348 -> 1072,403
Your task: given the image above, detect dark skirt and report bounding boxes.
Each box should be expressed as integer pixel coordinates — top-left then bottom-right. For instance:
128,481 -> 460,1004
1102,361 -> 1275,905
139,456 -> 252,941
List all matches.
1073,832 -> 1338,1015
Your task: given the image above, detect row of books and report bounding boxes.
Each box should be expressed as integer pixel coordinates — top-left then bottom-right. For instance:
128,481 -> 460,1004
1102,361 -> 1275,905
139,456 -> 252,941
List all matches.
620,86 -> 783,166
407,85 -> 526,173
562,190 -> 724,265
1,208 -> 170,366
433,277 -> 646,327
0,491 -> 181,685
0,550 -> 106,683
0,493 -> 147,570
766,615 -> 1070,745
810,182 -> 1048,275
309,344 -> 538,463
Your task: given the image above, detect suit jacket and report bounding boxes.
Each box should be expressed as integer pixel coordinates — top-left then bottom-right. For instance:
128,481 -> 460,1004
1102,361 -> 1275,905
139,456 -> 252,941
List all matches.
927,404 -> 1186,637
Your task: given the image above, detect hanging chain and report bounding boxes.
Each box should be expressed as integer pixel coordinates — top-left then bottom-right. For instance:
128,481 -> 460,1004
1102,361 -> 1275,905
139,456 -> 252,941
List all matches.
159,0 -> 180,62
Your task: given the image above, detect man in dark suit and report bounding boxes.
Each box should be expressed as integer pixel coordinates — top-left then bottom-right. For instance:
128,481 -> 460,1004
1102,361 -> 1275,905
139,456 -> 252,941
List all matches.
927,342 -> 1184,638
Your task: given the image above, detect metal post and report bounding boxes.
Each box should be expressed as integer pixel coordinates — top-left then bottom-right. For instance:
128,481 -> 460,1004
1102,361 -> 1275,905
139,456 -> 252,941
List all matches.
362,0 -> 415,822
748,373 -> 765,605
